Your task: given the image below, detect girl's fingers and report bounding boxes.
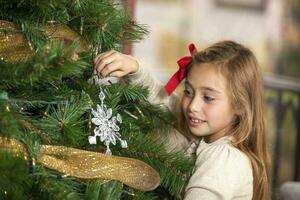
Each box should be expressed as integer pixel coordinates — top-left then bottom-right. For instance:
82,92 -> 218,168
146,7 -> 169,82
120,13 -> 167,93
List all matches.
94,50 -> 115,65
101,61 -> 122,77
94,52 -> 114,68
93,52 -> 106,64
93,50 -> 117,74
93,50 -> 137,78
109,70 -> 126,78
95,53 -> 118,75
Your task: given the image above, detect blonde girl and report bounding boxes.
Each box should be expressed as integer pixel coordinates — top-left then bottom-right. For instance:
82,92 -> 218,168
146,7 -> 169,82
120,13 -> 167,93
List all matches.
94,40 -> 271,200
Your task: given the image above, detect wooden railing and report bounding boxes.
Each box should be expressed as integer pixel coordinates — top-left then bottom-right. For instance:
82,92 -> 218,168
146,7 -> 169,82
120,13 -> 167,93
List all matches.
264,74 -> 300,198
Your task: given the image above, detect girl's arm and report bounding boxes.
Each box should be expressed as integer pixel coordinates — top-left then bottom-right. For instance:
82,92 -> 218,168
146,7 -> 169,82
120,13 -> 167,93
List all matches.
94,51 -> 190,152
125,64 -> 181,113
93,50 -> 180,113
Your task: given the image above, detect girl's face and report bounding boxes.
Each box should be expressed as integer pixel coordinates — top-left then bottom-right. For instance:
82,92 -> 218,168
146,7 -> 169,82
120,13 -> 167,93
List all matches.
181,63 -> 235,143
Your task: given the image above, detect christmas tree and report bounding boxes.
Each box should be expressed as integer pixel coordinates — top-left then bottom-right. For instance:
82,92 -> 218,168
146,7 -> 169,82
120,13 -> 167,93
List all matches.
0,0 -> 194,199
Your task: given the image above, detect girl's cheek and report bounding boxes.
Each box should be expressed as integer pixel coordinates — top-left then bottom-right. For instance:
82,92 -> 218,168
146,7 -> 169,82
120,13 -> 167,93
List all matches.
202,104 -> 210,112
202,104 -> 217,116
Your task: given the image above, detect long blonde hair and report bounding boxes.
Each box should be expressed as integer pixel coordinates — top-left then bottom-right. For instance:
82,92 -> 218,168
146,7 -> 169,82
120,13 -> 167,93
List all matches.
178,40 -> 271,200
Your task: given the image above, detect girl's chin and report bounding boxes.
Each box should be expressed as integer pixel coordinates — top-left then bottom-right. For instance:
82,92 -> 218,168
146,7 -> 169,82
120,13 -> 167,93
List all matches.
188,124 -> 211,138
189,128 -> 206,137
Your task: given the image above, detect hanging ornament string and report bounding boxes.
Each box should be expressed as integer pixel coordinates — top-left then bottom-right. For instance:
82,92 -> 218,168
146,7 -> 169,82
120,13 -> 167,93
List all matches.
88,75 -> 127,155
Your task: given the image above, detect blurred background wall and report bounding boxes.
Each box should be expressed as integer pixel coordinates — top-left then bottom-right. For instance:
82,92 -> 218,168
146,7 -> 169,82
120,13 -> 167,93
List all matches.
132,0 -> 282,81
123,0 -> 300,199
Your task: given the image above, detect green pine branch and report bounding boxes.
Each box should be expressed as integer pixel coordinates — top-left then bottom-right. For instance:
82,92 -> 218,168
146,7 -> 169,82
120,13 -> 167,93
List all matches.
0,0 -> 148,52
96,83 -> 194,198
0,150 -> 33,200
119,132 -> 194,198
0,42 -> 89,91
37,91 -> 92,146
85,180 -> 123,200
35,167 -> 83,200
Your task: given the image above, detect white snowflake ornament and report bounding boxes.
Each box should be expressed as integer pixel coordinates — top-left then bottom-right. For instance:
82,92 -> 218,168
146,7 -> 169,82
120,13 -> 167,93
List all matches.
89,87 -> 127,155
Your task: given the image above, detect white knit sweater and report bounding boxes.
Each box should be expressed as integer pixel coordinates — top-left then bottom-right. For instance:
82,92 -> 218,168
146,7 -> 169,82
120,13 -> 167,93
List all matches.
184,136 -> 253,200
125,66 -> 253,200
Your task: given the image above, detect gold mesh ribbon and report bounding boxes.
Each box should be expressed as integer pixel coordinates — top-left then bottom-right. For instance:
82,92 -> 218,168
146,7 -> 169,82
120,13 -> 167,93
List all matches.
0,21 -> 32,62
0,20 -> 90,62
0,137 -> 160,191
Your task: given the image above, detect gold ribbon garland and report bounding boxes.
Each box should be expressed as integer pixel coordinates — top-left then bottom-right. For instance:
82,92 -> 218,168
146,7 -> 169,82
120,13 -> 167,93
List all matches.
0,137 -> 160,192
0,21 -> 32,62
0,20 -> 90,62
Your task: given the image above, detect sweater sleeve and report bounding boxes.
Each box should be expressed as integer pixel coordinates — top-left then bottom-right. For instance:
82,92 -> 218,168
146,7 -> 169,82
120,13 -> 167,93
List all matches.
124,65 -> 181,115
184,144 -> 253,200
124,65 -> 191,152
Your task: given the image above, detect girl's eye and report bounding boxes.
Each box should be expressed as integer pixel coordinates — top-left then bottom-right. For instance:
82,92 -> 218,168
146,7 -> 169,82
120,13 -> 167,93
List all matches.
184,89 -> 194,97
203,95 -> 215,102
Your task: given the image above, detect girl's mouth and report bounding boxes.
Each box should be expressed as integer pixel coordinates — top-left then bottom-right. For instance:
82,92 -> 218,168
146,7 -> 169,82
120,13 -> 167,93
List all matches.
188,117 -> 206,127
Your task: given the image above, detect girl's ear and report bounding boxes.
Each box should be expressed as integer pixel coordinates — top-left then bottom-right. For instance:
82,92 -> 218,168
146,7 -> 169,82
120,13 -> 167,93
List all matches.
231,105 -> 242,121
231,114 -> 240,128
234,110 -> 244,123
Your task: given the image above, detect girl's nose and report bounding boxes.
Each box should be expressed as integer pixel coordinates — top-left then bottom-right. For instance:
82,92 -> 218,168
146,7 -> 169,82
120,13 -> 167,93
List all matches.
188,96 -> 202,113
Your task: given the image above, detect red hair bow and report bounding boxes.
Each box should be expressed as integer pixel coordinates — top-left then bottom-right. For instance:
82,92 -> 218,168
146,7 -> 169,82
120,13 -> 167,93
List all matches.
164,43 -> 198,96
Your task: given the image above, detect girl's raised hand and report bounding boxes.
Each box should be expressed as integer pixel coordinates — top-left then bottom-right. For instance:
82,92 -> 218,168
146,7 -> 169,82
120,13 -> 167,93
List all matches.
93,50 -> 139,78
